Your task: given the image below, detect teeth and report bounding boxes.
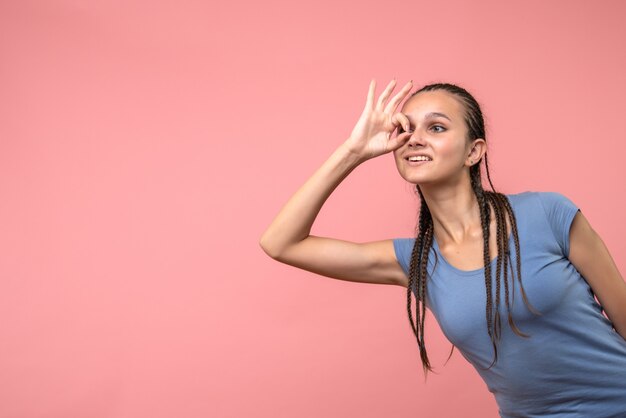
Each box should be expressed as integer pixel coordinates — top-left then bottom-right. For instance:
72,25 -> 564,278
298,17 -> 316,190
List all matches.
408,156 -> 431,161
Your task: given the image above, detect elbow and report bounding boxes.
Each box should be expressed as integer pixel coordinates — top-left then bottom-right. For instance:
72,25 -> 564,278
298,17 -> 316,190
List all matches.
260,229 -> 307,261
259,235 -> 282,260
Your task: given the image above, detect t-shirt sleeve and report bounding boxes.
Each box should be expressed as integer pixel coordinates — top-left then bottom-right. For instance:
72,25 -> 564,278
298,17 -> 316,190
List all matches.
537,192 -> 580,257
392,238 -> 414,277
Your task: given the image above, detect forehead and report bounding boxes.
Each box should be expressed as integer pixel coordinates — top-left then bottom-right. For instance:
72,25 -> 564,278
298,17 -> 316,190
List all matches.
401,90 -> 464,122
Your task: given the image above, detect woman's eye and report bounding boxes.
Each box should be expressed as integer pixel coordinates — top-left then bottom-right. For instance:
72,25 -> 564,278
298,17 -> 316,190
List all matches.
431,125 -> 446,133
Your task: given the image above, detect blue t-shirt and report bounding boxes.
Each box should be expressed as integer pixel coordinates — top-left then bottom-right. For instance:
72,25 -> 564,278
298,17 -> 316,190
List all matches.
393,191 -> 626,417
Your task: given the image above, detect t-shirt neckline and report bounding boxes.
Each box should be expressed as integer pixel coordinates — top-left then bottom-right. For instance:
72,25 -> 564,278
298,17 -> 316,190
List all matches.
432,233 -> 513,276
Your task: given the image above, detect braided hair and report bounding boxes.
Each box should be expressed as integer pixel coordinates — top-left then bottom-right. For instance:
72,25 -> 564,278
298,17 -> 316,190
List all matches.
404,83 -> 541,378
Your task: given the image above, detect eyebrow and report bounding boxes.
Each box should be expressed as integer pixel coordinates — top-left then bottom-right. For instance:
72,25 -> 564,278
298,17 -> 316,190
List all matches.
423,112 -> 452,122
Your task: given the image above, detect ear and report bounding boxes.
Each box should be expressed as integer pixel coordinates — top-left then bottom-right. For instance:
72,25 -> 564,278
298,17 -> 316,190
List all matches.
466,138 -> 487,167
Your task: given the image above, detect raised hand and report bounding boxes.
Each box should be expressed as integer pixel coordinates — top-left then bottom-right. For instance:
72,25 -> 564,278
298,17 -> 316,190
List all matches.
343,79 -> 414,162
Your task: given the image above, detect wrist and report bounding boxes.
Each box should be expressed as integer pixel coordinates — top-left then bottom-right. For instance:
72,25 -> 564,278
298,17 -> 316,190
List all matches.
337,141 -> 368,167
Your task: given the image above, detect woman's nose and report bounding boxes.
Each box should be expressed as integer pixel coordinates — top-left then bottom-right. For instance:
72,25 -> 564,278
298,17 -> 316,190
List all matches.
406,130 -> 426,147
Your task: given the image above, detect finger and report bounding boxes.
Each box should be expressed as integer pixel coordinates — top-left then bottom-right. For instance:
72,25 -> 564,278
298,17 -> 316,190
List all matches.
384,80 -> 413,114
364,79 -> 376,111
388,131 -> 413,150
391,112 -> 412,133
375,79 -> 397,110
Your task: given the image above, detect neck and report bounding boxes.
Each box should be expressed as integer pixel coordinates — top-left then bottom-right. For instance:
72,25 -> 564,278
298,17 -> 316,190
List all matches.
418,172 -> 484,247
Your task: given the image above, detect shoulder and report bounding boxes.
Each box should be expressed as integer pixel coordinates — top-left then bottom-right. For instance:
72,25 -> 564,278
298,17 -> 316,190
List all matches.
509,190 -> 580,256
534,190 -> 577,208
523,191 -> 579,219
504,190 -> 576,213
498,191 -> 579,239
500,190 -> 540,213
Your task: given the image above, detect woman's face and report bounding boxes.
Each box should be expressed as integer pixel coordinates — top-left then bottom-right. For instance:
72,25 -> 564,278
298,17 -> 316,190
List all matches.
393,90 -> 477,185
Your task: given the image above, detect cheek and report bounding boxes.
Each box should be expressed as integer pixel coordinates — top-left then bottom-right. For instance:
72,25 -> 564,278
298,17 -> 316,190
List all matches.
435,142 -> 464,161
393,150 -> 404,164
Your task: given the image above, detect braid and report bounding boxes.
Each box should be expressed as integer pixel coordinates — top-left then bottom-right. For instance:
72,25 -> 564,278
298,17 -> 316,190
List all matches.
483,152 -> 497,193
407,187 -> 437,378
490,191 -> 506,341
406,191 -> 428,333
420,219 -> 434,369
474,169 -> 540,371
404,82 -> 541,376
471,171 -> 499,368
498,193 -> 542,319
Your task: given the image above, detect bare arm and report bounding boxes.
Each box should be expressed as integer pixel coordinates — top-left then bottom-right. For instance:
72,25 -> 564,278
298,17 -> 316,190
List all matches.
568,211 -> 626,340
259,79 -> 414,287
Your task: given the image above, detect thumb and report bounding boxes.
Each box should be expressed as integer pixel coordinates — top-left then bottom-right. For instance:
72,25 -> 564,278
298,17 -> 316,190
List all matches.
387,131 -> 412,151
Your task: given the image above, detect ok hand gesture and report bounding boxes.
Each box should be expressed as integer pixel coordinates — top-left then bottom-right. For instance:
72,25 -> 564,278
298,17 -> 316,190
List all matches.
344,79 -> 414,162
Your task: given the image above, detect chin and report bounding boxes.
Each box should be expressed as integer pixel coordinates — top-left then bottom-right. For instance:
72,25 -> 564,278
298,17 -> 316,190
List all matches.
401,170 -> 448,186
399,173 -> 431,185
396,162 -> 443,184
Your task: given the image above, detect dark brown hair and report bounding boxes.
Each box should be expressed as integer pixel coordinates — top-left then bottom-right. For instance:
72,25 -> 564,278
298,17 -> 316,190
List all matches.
404,83 -> 541,378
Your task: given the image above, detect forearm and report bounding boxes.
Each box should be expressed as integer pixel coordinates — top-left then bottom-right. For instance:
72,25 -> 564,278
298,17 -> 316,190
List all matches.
259,143 -> 364,258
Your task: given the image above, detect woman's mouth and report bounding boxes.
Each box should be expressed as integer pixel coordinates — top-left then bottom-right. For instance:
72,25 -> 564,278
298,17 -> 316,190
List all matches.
405,156 -> 432,165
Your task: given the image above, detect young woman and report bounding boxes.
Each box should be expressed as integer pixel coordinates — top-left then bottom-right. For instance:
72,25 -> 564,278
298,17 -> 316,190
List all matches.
259,79 -> 626,417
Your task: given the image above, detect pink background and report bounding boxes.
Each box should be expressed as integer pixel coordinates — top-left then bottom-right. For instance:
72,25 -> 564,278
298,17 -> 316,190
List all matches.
1,1 -> 625,417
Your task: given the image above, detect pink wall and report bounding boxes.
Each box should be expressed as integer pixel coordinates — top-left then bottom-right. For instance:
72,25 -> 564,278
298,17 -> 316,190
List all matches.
1,0 -> 625,417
